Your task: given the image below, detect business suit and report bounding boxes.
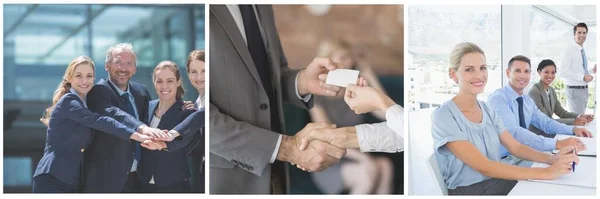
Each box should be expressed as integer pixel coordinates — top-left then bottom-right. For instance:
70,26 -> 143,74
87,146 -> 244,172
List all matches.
210,5 -> 312,194
82,79 -> 151,192
136,99 -> 195,192
32,91 -> 137,193
527,81 -> 579,136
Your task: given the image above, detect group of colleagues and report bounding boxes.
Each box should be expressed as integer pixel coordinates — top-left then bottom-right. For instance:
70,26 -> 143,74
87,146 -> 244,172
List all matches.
432,22 -> 595,195
209,5 -> 403,194
33,44 -> 206,193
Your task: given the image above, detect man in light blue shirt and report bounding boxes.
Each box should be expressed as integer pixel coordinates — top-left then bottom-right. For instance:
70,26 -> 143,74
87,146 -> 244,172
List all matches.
487,55 -> 592,164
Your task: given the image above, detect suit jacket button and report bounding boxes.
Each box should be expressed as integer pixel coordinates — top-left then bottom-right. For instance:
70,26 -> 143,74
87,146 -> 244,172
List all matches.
81,148 -> 85,152
259,103 -> 268,110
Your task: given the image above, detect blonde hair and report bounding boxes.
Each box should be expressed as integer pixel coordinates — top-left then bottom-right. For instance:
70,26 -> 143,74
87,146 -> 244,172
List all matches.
186,50 -> 205,72
105,43 -> 137,65
41,56 -> 95,126
317,39 -> 352,58
449,42 -> 485,71
153,61 -> 185,99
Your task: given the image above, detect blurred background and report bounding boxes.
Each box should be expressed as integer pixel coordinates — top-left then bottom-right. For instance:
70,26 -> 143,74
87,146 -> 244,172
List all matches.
406,5 -> 597,195
273,5 -> 404,194
3,4 -> 205,193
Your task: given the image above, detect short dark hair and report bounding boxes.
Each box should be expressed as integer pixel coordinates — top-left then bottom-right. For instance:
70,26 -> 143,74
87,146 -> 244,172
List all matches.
573,23 -> 588,35
508,55 -> 531,69
537,59 -> 556,72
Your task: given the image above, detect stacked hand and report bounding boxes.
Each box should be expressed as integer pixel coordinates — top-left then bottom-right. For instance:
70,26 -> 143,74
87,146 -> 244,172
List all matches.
132,125 -> 179,150
277,122 -> 347,172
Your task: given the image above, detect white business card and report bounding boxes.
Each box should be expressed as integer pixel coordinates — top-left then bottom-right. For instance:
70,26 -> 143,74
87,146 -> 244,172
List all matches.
325,69 -> 360,87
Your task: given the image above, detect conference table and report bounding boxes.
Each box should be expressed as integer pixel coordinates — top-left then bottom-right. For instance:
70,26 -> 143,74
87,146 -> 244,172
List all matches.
508,120 -> 597,195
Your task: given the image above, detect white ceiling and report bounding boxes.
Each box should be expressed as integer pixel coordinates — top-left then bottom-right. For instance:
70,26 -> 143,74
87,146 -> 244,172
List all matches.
535,5 -> 596,26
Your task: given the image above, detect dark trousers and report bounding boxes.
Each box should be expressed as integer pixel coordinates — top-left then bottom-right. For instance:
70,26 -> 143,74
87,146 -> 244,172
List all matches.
448,178 -> 517,195
138,179 -> 192,193
121,172 -> 139,193
32,173 -> 79,193
188,156 -> 205,193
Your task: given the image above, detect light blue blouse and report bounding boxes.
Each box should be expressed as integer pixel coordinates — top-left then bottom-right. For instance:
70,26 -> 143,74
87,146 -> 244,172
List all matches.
431,100 -> 506,189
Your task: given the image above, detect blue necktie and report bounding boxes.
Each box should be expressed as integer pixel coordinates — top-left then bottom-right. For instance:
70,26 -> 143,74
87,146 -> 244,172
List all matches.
516,97 -> 527,129
582,49 -> 589,75
121,93 -> 141,161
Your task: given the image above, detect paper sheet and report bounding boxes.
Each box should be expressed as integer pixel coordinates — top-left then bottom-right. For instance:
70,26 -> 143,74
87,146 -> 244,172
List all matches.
552,135 -> 596,156
528,156 -> 596,188
325,69 -> 359,87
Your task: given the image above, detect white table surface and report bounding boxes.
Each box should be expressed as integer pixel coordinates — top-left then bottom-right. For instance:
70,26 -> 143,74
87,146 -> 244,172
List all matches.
510,120 -> 597,195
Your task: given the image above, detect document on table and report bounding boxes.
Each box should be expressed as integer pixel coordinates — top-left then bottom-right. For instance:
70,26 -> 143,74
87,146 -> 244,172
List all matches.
552,135 -> 596,156
528,156 -> 596,188
325,69 -> 359,87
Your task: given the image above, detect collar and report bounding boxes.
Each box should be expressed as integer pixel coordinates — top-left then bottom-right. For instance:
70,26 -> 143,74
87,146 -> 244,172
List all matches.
573,42 -> 584,51
503,84 -> 523,100
108,78 -> 131,96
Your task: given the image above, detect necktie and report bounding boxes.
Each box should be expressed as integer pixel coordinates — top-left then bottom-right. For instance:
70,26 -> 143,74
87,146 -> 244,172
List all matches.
582,49 -> 589,75
239,5 -> 284,194
517,97 -> 527,129
121,93 -> 141,161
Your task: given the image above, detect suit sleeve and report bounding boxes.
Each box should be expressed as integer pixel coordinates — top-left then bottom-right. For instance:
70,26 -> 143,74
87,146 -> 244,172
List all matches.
210,103 -> 280,177
86,84 -> 144,129
61,94 -> 135,141
552,89 -> 579,119
166,110 -> 205,151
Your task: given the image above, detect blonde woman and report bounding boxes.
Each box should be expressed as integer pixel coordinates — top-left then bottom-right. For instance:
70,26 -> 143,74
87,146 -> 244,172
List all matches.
432,42 -> 578,195
33,56 -> 155,193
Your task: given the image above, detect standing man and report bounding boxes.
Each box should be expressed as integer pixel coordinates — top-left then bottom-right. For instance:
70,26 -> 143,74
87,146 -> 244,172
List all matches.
559,22 -> 597,114
82,43 -> 167,192
209,5 -> 346,194
487,55 -> 592,167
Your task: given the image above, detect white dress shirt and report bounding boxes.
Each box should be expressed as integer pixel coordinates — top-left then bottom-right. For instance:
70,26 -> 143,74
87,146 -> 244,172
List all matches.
226,5 -> 311,163
355,104 -> 404,153
559,43 -> 593,86
196,94 -> 205,109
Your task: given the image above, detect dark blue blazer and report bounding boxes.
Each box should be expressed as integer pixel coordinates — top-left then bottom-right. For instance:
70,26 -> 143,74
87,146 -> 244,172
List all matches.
33,93 -> 136,185
137,100 -> 195,186
165,109 -> 205,153
82,79 -> 151,192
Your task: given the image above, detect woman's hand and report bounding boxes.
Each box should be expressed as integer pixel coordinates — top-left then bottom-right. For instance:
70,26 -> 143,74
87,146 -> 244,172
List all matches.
344,77 -> 395,114
544,146 -> 579,179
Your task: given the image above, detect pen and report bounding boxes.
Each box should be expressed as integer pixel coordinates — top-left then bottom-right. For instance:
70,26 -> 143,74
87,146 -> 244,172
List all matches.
572,148 -> 576,172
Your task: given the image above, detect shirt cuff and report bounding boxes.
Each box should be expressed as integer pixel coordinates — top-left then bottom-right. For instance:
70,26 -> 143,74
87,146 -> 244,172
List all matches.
269,134 -> 283,163
561,125 -> 576,135
544,137 -> 558,151
295,72 -> 312,103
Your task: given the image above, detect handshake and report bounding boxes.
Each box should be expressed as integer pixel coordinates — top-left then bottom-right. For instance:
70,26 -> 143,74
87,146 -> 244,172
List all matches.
129,125 -> 179,150
276,122 -> 358,172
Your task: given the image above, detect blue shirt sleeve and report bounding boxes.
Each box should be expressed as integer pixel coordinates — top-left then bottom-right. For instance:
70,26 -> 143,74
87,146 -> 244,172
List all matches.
528,96 -> 574,135
431,106 -> 467,156
487,93 -> 556,153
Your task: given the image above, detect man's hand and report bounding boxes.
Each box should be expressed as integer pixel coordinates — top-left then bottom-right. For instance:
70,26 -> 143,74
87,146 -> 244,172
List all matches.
129,133 -> 153,143
297,57 -> 342,97
583,74 -> 594,82
297,126 -> 359,150
573,127 -> 593,138
556,137 -> 586,151
141,140 -> 167,150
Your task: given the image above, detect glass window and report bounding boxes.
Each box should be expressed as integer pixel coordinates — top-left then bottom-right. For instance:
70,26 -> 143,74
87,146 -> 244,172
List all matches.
530,7 -> 596,109
3,157 -> 32,186
407,6 -> 502,110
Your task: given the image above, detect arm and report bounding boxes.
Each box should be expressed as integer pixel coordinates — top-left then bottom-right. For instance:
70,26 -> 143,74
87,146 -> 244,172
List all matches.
359,64 -> 386,120
499,130 -> 552,163
165,110 -> 205,151
530,104 -> 574,135
552,90 -> 579,119
86,84 -> 143,130
61,94 -> 137,141
487,95 -> 557,151
210,103 -> 281,176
